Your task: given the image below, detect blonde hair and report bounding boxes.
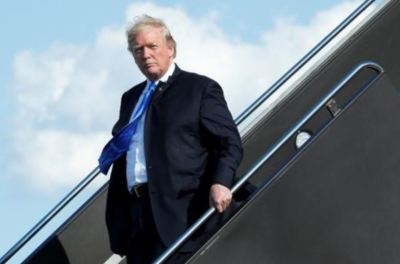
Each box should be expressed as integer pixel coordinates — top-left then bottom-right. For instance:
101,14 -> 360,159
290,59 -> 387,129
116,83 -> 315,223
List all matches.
126,15 -> 177,58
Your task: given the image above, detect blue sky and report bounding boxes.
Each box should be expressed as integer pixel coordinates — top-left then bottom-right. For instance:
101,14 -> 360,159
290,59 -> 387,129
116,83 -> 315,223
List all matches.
0,0 -> 373,262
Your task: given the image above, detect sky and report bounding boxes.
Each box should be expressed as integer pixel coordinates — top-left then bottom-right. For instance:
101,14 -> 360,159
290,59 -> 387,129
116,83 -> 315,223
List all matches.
0,0 -> 377,262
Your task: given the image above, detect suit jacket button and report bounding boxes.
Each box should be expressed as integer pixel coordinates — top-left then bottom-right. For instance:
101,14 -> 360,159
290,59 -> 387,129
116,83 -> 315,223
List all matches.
148,165 -> 152,169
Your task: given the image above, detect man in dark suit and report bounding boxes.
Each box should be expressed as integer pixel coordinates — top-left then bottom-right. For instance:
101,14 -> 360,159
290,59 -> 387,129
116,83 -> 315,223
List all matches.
105,15 -> 242,263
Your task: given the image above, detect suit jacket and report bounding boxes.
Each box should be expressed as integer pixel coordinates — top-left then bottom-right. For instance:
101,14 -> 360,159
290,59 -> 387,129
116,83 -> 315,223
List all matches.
105,65 -> 243,255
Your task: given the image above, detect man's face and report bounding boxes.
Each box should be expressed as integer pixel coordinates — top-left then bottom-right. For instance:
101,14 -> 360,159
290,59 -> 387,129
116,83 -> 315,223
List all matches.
132,26 -> 174,81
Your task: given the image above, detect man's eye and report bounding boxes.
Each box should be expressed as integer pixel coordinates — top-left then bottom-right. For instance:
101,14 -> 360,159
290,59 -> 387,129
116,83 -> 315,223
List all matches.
134,48 -> 142,54
150,44 -> 158,49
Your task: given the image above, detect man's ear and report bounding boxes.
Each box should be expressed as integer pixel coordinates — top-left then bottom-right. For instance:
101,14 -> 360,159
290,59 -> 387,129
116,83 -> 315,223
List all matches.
167,41 -> 174,58
168,46 -> 174,58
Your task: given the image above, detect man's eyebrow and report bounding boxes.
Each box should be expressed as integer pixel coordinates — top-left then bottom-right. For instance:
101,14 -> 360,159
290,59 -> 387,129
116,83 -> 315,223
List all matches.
133,45 -> 143,51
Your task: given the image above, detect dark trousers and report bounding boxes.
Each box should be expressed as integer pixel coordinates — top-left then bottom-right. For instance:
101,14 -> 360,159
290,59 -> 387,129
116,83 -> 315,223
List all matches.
126,193 -> 191,264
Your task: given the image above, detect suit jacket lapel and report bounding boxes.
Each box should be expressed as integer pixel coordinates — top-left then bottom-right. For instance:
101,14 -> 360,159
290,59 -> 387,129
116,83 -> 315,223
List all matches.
152,64 -> 182,104
143,64 -> 181,164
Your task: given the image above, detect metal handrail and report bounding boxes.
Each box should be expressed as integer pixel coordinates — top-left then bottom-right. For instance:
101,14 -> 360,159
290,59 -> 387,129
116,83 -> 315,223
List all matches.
153,61 -> 384,264
235,0 -> 375,126
0,0 -> 376,263
0,166 -> 101,264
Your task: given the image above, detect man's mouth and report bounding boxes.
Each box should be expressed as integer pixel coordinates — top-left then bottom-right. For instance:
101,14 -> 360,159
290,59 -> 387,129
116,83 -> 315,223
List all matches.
144,63 -> 156,69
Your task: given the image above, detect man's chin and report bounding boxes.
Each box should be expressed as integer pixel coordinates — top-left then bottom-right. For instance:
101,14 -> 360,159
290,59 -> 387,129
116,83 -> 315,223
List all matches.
144,71 -> 160,81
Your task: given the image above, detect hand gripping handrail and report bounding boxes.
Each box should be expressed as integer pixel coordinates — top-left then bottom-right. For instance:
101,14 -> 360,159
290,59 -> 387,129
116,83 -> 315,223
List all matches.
0,1 -> 376,263
153,61 -> 384,264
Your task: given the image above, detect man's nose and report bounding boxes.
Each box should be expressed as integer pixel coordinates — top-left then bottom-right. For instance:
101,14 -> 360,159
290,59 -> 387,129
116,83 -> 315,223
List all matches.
142,47 -> 151,59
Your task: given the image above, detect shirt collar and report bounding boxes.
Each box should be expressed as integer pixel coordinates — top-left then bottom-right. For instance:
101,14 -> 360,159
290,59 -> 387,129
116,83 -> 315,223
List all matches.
146,62 -> 175,86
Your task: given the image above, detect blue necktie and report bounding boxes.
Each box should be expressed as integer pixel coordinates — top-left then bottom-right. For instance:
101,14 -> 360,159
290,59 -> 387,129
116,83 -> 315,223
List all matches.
98,81 -> 157,174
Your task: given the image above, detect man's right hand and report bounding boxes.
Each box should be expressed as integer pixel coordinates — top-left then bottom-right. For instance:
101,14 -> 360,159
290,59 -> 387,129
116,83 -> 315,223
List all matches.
209,183 -> 232,213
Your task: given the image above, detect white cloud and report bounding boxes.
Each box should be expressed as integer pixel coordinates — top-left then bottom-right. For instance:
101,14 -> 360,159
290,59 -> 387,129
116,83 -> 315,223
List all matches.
10,1 -> 363,195
11,129 -> 108,195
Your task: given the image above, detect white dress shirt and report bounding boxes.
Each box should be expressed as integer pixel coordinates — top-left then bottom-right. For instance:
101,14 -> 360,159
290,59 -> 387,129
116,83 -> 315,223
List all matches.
126,63 -> 176,191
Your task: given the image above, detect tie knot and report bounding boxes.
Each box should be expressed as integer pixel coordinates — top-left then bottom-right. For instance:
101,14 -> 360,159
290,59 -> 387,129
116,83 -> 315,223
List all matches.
149,81 -> 157,91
